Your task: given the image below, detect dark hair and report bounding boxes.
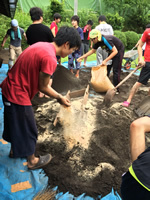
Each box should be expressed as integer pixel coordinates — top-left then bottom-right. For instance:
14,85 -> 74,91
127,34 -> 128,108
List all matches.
87,20 -> 93,26
54,26 -> 81,49
30,7 -> 43,21
53,13 -> 61,20
98,15 -> 106,22
71,15 -> 79,25
146,24 -> 150,29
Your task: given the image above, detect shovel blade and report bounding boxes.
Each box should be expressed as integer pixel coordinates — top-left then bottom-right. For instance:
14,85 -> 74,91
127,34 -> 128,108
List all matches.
103,88 -> 116,107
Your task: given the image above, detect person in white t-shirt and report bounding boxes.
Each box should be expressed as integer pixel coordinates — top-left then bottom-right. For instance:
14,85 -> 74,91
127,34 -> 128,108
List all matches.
95,15 -> 114,65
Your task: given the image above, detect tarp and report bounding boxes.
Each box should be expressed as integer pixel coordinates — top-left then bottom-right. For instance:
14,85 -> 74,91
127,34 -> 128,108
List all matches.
18,0 -> 104,13
0,63 -> 122,200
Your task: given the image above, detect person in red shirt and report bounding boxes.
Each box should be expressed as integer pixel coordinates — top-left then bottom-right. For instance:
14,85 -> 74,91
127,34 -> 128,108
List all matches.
122,24 -> 150,107
0,26 -> 81,170
50,13 -> 61,65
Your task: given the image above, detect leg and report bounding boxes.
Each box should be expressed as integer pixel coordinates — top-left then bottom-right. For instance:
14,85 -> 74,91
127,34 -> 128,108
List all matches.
130,116 -> 150,162
83,57 -> 87,66
75,52 -> 80,78
126,82 -> 142,104
68,53 -> 74,73
9,45 -> 15,70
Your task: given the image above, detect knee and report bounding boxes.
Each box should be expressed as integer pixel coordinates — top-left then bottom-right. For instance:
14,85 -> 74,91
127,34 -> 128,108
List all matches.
130,120 -> 140,132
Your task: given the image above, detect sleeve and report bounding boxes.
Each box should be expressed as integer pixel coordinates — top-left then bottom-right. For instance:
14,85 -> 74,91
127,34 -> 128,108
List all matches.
41,56 -> 57,76
79,28 -> 84,40
109,25 -> 114,35
20,28 -> 25,35
50,22 -> 55,30
141,30 -> 147,43
7,29 -> 11,35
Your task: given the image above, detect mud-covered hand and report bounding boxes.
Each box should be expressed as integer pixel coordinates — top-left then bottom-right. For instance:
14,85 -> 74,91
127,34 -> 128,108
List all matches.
57,95 -> 71,107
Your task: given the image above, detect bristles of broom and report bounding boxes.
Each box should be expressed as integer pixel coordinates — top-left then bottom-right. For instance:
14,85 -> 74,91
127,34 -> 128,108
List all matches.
33,187 -> 56,200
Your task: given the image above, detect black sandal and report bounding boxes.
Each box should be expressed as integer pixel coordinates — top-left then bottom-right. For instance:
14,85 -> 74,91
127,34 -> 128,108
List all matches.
28,154 -> 53,170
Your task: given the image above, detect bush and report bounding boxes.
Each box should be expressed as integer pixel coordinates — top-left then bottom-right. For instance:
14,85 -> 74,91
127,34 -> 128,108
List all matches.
124,31 -> 140,50
114,30 -> 127,48
106,13 -> 125,31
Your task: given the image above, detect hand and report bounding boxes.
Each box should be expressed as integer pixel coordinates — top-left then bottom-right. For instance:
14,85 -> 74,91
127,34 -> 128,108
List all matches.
77,57 -> 83,62
138,58 -> 145,67
101,60 -> 107,66
57,96 -> 71,107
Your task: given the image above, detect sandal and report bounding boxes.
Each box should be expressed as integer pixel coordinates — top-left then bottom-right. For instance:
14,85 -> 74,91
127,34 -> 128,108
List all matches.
28,154 -> 53,170
122,101 -> 130,107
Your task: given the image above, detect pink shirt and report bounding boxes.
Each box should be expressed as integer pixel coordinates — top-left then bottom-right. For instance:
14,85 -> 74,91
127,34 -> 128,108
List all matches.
1,42 -> 57,105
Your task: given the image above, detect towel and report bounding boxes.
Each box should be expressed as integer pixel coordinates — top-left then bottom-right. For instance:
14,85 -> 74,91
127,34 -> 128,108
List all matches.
83,25 -> 91,40
11,27 -> 22,40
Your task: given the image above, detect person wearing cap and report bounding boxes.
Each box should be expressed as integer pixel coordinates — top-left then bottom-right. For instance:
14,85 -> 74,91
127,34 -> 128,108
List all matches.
1,19 -> 27,71
77,29 -> 124,90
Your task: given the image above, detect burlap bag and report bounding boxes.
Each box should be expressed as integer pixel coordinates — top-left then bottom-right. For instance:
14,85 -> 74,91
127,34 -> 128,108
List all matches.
91,65 -> 114,92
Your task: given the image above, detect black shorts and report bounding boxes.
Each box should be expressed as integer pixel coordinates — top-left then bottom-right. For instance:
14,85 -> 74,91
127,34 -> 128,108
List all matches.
121,171 -> 150,200
138,62 -> 150,85
2,95 -> 38,158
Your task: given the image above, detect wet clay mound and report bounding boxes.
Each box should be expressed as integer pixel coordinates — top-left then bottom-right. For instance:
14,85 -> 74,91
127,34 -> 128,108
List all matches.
52,65 -> 90,94
32,68 -> 150,198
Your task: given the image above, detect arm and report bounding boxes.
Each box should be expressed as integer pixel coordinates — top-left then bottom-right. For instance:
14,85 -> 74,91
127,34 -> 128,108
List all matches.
23,32 -> 27,41
1,34 -> 8,47
102,46 -> 118,66
39,72 -> 70,106
138,39 -> 145,66
51,27 -> 56,37
77,48 -> 96,62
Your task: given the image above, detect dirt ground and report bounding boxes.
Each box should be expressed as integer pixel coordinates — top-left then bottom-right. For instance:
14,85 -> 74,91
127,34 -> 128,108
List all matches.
1,49 -> 150,198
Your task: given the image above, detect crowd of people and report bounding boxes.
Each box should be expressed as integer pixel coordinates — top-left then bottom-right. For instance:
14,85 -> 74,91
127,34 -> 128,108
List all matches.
1,6 -> 150,199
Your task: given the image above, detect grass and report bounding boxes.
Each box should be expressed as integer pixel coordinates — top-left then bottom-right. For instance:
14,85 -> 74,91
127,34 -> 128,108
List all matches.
61,53 -> 96,63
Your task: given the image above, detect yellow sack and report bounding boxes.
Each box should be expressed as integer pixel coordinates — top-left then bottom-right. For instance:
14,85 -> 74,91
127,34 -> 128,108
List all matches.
91,65 -> 114,92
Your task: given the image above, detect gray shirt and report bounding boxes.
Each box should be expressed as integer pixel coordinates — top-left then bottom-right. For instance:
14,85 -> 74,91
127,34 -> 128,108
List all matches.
7,27 -> 24,47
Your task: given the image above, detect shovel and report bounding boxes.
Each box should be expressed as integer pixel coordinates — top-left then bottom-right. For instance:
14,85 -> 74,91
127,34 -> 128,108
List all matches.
103,65 -> 142,106
134,96 -> 150,117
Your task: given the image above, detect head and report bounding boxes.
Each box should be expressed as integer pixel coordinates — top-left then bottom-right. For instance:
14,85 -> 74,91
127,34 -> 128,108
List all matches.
87,20 -> 93,30
29,7 -> 43,22
11,19 -> 18,31
71,15 -> 79,27
98,15 -> 106,23
53,13 -> 61,23
90,29 -> 102,44
54,26 -> 81,58
146,24 -> 150,29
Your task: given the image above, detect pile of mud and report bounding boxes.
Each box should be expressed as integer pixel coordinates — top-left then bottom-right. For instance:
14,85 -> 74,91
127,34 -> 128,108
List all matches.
32,65 -> 150,198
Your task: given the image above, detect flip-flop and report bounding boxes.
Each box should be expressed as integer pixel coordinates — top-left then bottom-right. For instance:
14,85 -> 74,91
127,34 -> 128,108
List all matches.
122,101 -> 130,107
28,154 -> 53,170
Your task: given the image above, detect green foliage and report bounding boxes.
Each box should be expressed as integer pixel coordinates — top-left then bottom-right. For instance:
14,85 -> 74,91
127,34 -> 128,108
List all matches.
0,15 -> 11,47
124,31 -> 139,50
104,0 -> 150,33
106,13 -> 124,31
114,30 -> 127,48
44,0 -> 64,23
77,9 -> 99,28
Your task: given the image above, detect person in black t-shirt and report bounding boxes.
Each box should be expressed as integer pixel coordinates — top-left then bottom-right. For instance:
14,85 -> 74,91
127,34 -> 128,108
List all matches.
26,7 -> 54,45
121,116 -> 150,200
26,7 -> 54,98
77,29 -> 124,90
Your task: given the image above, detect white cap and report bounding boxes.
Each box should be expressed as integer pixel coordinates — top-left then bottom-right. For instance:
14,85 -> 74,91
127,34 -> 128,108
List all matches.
11,19 -> 18,27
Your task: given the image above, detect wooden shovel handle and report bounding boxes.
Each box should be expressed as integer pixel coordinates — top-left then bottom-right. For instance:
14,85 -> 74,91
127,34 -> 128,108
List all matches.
115,65 -> 141,89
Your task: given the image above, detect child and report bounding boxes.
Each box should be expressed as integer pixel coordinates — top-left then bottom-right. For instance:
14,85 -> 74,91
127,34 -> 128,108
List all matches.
1,19 -> 27,71
68,15 -> 84,78
0,26 -> 81,170
50,13 -> 61,65
82,20 -> 93,67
